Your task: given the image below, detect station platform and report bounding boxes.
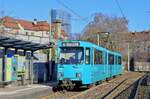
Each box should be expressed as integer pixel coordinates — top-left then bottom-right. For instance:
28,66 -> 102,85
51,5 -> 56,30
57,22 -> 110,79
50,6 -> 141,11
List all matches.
0,81 -> 57,99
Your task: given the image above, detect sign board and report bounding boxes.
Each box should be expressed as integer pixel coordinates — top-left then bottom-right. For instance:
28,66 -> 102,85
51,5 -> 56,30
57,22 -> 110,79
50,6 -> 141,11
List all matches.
62,42 -> 80,47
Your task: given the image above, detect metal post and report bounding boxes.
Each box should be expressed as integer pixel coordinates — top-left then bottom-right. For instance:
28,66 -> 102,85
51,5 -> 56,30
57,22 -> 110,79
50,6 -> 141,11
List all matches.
30,51 -> 34,84
49,11 -> 52,42
107,35 -> 110,48
128,43 -> 130,71
2,48 -> 7,81
97,34 -> 100,46
49,10 -> 52,80
49,48 -> 52,80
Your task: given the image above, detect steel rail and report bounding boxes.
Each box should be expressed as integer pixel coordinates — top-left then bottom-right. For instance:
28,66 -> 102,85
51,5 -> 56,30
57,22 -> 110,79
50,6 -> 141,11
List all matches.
101,79 -> 127,99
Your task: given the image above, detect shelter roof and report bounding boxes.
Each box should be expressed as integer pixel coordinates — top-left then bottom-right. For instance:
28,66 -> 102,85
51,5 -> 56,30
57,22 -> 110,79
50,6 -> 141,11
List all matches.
0,36 -> 52,51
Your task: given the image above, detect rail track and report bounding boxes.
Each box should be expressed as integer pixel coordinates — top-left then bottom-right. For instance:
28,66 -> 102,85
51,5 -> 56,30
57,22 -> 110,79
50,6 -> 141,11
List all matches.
129,73 -> 150,99
38,72 -> 144,99
115,73 -> 150,99
128,75 -> 146,99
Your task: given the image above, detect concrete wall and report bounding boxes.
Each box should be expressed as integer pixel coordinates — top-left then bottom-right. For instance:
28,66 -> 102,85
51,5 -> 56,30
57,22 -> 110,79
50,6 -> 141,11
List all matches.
5,33 -> 49,44
42,31 -> 49,38
41,37 -> 49,44
16,34 -> 29,41
28,36 -> 41,43
4,27 -> 50,44
134,62 -> 150,72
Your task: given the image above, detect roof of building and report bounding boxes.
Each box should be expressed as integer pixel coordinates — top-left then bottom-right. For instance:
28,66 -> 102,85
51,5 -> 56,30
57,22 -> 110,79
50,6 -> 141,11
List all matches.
1,16 -> 68,38
1,17 -> 19,29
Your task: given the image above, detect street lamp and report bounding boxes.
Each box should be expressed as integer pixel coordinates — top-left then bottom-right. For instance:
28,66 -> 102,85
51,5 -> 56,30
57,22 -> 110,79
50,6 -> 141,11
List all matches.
97,32 -> 110,47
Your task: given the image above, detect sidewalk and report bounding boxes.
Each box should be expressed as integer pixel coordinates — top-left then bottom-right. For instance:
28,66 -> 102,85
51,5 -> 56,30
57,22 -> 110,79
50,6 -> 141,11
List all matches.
0,81 -> 57,99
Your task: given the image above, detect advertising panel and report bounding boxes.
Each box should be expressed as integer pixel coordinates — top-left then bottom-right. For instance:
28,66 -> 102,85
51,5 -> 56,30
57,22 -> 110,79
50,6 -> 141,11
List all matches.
6,54 -> 12,81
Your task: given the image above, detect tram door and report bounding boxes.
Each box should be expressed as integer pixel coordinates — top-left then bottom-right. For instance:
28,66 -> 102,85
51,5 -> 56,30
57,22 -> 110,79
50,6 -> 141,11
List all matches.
85,47 -> 92,78
108,54 -> 114,77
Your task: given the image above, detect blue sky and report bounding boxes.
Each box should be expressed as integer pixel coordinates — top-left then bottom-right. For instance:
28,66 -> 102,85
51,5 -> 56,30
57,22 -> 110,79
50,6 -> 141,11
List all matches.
1,0 -> 150,33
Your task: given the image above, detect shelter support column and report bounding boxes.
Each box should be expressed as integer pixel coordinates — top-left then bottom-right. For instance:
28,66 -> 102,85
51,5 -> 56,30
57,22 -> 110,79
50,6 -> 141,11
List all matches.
2,48 -> 7,81
30,51 -> 34,84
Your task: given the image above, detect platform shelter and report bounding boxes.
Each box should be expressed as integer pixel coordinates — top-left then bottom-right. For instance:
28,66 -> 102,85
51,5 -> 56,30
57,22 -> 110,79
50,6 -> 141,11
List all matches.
0,36 -> 52,86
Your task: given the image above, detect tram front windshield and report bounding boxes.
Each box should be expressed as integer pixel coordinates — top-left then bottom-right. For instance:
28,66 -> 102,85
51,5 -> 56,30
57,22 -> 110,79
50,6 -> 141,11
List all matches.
59,47 -> 84,64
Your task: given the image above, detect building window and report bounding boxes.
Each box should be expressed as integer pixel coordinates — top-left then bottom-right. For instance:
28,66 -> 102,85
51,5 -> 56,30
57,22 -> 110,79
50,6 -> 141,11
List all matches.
85,48 -> 90,64
46,32 -> 49,35
31,32 -> 34,36
26,32 -> 28,35
94,49 -> 103,64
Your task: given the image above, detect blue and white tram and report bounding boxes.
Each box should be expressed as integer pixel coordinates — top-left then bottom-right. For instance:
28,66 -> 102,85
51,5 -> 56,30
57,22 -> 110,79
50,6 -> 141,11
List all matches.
57,40 -> 123,89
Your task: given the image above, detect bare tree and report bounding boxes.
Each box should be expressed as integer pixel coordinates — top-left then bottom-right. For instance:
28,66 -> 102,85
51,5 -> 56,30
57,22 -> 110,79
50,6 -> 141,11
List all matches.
83,13 -> 128,36
81,13 -> 129,51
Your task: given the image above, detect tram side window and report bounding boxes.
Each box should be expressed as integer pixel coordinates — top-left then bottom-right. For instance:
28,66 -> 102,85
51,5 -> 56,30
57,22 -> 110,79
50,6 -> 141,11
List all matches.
85,48 -> 90,64
108,54 -> 114,65
115,56 -> 118,64
118,56 -> 122,65
94,49 -> 103,64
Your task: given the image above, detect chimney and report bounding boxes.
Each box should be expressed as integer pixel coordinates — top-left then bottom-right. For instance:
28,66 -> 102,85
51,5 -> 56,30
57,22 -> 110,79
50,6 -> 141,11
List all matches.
33,18 -> 37,25
53,19 -> 62,39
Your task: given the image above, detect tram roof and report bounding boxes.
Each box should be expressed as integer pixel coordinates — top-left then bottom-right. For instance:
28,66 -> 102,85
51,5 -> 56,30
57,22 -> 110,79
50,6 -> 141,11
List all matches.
0,36 -> 52,51
59,40 -> 122,55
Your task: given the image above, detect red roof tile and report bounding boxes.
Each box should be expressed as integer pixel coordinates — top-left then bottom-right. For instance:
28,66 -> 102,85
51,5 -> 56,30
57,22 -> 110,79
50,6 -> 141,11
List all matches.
1,16 -> 19,29
1,16 -> 68,38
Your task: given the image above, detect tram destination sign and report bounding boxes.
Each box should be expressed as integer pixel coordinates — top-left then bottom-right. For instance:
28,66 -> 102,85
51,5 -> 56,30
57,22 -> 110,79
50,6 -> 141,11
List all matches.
62,42 -> 80,47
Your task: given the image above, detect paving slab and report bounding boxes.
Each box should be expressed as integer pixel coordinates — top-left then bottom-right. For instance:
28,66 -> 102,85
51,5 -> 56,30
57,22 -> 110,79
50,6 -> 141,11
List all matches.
0,81 -> 57,99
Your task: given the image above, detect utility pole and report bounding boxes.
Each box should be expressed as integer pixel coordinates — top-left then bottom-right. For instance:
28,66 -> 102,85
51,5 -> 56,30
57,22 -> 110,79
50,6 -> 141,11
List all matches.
96,32 -> 110,47
127,42 -> 130,71
49,11 -> 52,60
49,10 -> 52,80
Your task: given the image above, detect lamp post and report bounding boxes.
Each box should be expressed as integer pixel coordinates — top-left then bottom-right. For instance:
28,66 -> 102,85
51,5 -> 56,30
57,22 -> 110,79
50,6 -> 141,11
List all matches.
97,32 -> 110,47
49,11 -> 52,60
97,34 -> 100,46
127,42 -> 130,71
49,11 -> 53,81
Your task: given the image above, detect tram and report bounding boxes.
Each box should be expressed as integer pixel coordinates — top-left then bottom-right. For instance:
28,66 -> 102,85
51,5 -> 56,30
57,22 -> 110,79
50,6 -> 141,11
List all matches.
57,40 -> 123,90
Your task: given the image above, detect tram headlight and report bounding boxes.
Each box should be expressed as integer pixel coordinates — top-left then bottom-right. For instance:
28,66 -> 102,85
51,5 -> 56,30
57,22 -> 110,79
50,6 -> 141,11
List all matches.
76,73 -> 82,80
58,72 -> 64,78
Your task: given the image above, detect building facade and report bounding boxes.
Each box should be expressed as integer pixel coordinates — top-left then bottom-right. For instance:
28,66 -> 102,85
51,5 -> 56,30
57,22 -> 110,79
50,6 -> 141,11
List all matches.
0,16 -> 68,84
0,16 -> 68,44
